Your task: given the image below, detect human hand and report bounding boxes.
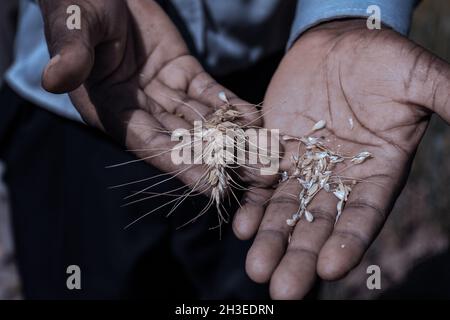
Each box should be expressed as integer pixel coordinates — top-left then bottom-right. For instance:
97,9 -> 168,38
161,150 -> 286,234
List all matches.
233,19 -> 450,299
38,0 -> 260,188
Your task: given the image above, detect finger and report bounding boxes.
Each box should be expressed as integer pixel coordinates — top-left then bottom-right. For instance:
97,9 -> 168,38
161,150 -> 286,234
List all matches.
124,109 -> 207,187
317,176 -> 393,280
70,86 -> 209,191
143,94 -> 195,132
188,70 -> 261,126
144,79 -> 211,123
128,0 -> 190,78
241,126 -> 282,179
144,57 -> 261,126
232,188 -> 273,240
245,179 -> 299,283
151,58 -> 261,126
423,57 -> 450,123
269,191 -> 337,299
39,0 -> 106,93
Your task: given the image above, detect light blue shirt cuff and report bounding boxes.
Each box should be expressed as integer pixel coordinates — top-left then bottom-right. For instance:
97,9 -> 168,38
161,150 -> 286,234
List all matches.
288,0 -> 418,49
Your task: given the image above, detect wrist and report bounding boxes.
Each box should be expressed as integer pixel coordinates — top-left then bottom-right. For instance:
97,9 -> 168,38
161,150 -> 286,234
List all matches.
306,18 -> 370,33
289,18 -> 394,53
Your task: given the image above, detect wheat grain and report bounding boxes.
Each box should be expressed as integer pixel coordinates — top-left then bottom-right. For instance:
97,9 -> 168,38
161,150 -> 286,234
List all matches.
284,120 -> 373,227
311,120 -> 327,132
351,151 -> 373,164
348,118 -> 354,130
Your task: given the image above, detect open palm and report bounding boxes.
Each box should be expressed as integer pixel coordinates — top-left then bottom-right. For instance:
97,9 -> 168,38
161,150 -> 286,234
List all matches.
232,20 -> 450,299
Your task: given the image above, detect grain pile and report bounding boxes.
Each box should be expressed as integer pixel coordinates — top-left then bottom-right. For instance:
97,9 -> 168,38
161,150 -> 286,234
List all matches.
282,120 -> 373,227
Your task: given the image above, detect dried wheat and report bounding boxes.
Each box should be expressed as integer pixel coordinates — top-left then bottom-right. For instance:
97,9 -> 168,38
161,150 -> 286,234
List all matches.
283,120 -> 373,227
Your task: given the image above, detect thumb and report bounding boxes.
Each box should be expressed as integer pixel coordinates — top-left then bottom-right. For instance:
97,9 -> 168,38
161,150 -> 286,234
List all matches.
429,59 -> 450,123
408,49 -> 450,123
39,1 -> 100,93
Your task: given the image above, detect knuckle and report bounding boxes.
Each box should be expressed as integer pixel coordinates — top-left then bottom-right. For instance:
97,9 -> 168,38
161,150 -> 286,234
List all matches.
241,189 -> 271,206
307,207 -> 336,224
287,245 -> 318,260
269,194 -> 298,206
345,199 -> 387,222
257,228 -> 287,243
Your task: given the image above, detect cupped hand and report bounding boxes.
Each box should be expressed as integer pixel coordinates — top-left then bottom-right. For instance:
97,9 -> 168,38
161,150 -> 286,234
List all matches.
232,19 -> 450,299
38,0 -> 261,188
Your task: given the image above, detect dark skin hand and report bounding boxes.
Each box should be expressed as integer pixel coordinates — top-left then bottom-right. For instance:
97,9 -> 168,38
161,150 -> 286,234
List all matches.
232,20 -> 450,299
38,0 -> 267,190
